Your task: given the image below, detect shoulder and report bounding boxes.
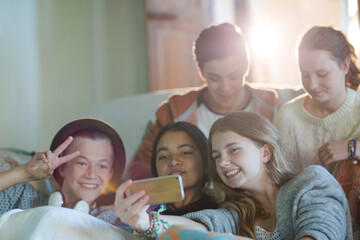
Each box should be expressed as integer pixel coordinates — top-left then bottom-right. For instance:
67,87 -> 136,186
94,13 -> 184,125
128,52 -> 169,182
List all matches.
277,93 -> 307,114
246,83 -> 278,102
347,87 -> 360,105
156,85 -> 206,118
283,165 -> 338,190
277,165 -> 352,239
278,165 -> 346,207
273,93 -> 307,126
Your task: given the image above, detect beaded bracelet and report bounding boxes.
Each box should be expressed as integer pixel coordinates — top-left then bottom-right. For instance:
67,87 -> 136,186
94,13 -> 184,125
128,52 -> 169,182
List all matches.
142,211 -> 156,238
138,204 -> 169,239
348,139 -> 358,164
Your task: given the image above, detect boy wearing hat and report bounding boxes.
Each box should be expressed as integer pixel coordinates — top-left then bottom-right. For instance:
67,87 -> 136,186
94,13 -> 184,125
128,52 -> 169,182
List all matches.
0,118 -> 125,226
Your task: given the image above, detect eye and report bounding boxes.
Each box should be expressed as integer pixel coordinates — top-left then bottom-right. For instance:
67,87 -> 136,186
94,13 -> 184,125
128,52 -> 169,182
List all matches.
229,148 -> 239,154
98,164 -> 108,169
207,76 -> 220,82
77,161 -> 87,167
318,72 -> 328,78
157,154 -> 169,161
230,72 -> 242,81
212,153 -> 220,161
181,151 -> 193,156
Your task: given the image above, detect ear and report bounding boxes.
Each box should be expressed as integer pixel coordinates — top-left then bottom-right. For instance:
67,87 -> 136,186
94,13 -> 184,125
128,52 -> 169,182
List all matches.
59,164 -> 66,178
261,144 -> 272,163
341,57 -> 350,74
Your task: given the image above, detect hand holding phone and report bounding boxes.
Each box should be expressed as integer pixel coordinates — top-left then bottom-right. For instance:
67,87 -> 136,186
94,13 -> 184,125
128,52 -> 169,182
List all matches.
128,175 -> 185,205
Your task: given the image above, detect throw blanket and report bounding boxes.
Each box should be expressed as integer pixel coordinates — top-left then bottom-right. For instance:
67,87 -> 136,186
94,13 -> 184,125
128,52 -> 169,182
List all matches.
159,225 -> 251,240
0,206 -> 139,240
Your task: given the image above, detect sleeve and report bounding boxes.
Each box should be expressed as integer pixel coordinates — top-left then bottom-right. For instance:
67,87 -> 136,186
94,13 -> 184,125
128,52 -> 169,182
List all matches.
279,166 -> 352,240
128,101 -> 175,180
0,183 -> 44,214
183,207 -> 240,235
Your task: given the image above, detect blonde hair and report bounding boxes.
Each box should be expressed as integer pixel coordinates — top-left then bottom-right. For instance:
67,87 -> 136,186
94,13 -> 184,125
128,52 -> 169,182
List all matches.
208,112 -> 295,238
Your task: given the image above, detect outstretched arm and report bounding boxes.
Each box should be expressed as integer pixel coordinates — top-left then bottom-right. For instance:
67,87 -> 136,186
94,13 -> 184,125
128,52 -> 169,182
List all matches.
114,180 -> 207,234
0,137 -> 80,191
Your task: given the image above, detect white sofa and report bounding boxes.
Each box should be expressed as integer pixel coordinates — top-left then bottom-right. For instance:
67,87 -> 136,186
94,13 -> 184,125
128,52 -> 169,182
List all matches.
82,84 -> 304,179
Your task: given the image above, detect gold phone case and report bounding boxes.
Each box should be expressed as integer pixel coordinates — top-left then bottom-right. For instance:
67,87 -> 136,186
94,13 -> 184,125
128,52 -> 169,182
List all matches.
129,175 -> 185,205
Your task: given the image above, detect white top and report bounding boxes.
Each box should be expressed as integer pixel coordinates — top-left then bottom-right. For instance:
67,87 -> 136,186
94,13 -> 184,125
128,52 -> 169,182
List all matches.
273,88 -> 360,171
255,225 -> 281,240
197,98 -> 254,136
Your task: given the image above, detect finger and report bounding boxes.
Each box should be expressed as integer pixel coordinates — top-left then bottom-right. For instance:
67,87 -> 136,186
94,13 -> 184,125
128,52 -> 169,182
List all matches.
318,150 -> 327,163
53,136 -> 74,157
127,194 -> 150,216
115,180 -> 133,204
120,190 -> 146,213
39,152 -> 47,163
46,151 -> 54,174
32,152 -> 44,161
318,147 -> 332,163
319,152 -> 333,165
323,159 -> 333,168
318,144 -> 326,153
57,150 -> 80,167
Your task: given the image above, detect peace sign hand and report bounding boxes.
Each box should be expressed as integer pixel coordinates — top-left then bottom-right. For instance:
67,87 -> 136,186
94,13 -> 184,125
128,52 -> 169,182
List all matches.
25,136 -> 80,181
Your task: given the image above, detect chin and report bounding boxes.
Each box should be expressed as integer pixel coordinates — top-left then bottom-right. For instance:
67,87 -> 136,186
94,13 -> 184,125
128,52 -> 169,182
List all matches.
80,194 -> 100,203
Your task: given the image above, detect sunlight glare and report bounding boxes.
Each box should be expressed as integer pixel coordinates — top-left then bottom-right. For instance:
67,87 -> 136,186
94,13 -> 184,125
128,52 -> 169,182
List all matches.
249,25 -> 282,59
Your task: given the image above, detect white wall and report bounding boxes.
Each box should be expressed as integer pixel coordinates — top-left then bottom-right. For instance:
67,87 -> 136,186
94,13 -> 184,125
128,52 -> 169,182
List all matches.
0,0 -> 147,151
0,0 -> 40,151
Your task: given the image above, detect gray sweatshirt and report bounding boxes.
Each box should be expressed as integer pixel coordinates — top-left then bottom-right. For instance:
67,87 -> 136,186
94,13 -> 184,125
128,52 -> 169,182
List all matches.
184,165 -> 352,240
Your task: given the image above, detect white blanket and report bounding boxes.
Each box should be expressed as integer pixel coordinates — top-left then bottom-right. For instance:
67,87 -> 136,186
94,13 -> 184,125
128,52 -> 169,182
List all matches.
0,206 -> 140,240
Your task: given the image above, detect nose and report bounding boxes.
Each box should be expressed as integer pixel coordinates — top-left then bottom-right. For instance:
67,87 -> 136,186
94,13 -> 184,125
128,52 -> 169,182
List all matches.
307,76 -> 319,90
218,154 -> 230,168
220,78 -> 230,91
85,164 -> 96,178
169,154 -> 181,167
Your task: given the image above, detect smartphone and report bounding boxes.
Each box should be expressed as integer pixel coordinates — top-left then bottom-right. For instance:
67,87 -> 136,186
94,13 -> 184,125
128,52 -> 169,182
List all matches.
129,175 -> 185,205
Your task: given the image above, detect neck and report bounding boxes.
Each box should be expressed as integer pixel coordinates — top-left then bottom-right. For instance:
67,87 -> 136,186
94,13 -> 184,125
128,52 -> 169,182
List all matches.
305,89 -> 347,118
204,84 -> 250,114
249,175 -> 279,217
251,182 -> 279,232
61,193 -> 93,209
252,185 -> 279,214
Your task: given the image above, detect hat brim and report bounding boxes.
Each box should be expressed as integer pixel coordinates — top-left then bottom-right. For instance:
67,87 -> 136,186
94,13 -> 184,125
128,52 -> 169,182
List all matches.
50,118 -> 125,195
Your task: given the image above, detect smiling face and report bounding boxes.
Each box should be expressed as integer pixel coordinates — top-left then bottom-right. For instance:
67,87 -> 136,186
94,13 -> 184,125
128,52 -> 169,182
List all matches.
155,131 -> 204,192
299,49 -> 348,106
202,54 -> 248,114
59,136 -> 114,208
211,131 -> 270,192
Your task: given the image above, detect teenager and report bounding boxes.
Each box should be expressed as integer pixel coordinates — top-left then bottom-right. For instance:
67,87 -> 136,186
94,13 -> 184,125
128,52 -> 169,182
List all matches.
0,118 -> 126,226
129,23 -> 281,180
116,112 -> 352,239
273,26 -> 360,231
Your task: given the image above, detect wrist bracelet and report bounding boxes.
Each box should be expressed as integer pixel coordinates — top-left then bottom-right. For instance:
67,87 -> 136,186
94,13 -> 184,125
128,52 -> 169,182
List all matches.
137,204 -> 169,239
348,139 -> 358,164
142,211 -> 156,238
